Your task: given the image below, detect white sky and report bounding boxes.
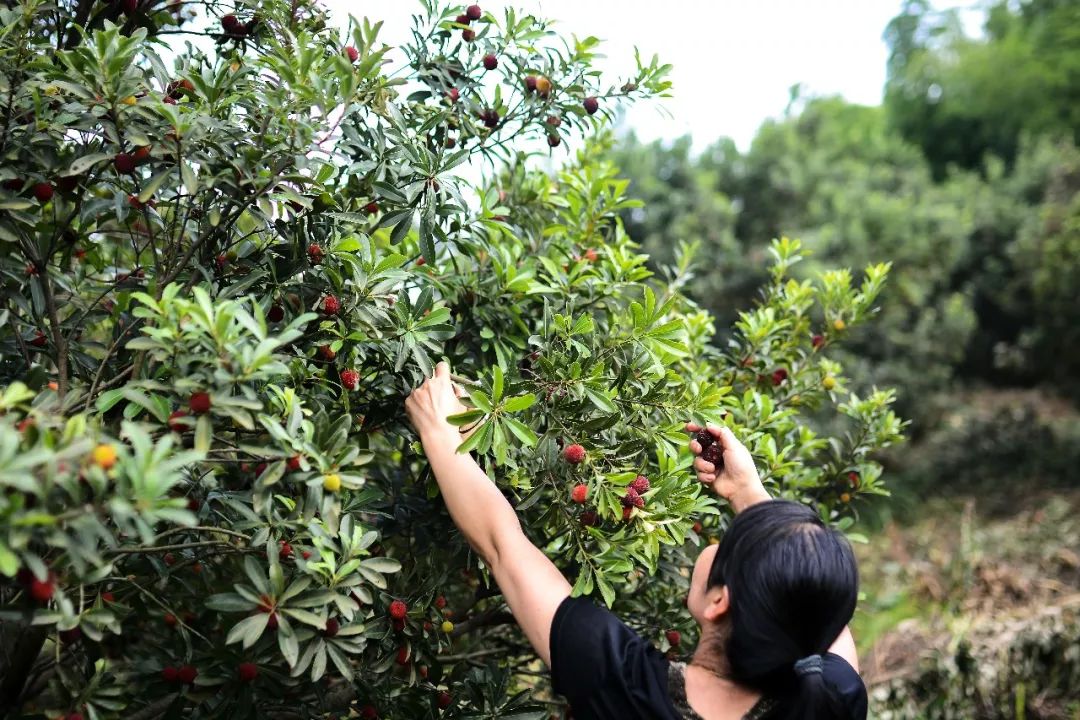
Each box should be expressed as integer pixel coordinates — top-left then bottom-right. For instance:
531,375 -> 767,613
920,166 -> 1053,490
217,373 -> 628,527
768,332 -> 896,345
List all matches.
320,0 -> 972,151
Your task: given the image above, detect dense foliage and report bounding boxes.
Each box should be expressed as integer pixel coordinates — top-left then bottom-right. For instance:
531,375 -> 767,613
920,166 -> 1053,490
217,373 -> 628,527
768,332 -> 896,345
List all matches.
0,1 -> 903,718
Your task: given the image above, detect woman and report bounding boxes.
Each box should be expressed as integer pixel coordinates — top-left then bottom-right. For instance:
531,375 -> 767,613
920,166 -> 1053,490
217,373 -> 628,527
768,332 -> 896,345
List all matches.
406,362 -> 868,720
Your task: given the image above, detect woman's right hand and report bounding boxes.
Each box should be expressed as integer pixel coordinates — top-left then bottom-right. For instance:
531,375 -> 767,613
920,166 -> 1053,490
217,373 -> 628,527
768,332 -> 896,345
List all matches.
685,423 -> 771,513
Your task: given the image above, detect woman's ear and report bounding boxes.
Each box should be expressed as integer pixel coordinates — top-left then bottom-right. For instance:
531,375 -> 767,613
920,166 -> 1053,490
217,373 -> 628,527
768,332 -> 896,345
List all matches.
701,585 -> 730,623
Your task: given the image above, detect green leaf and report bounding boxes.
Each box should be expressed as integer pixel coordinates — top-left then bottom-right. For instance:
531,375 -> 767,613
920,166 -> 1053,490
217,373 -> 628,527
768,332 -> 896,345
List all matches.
503,394 -> 536,413
503,417 -> 538,447
226,612 -> 269,648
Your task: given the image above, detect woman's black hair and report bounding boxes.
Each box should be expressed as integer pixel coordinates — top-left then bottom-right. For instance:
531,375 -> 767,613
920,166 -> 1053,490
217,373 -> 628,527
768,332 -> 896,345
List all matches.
708,499 -> 861,719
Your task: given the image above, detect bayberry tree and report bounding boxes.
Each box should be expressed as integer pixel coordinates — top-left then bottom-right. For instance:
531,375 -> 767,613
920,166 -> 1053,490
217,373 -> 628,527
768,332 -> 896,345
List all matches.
0,1 -> 903,718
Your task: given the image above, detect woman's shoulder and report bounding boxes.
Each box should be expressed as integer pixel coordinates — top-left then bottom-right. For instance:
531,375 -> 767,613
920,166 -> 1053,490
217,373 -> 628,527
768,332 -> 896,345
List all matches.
666,662 -> 778,720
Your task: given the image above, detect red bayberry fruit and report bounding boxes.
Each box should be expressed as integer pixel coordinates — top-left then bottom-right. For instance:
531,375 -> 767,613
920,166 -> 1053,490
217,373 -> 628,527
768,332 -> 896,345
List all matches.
307,243 -> 324,263
221,14 -> 241,33
701,443 -> 723,466
466,4 -> 482,20
324,618 -> 340,637
622,506 -> 634,521
812,334 -> 825,349
30,330 -> 47,348
455,13 -> 470,24
360,705 -> 378,720
582,248 -> 599,262
163,553 -> 176,566
279,541 -> 293,560
389,599 -> 407,620
418,664 -> 429,679
583,96 -> 599,115
546,115 -> 562,127
267,304 -> 284,323
237,662 -> 258,682
666,629 -> 681,646
630,475 -> 650,495
392,617 -> 406,632
101,591 -> 115,602
177,665 -> 197,684
319,345 -> 336,361
163,613 -> 178,627
461,28 -> 475,42
547,134 -> 561,147
437,691 -> 452,709
692,521 -> 703,534
29,576 -> 54,602
848,471 -> 860,489
621,487 -> 644,509
525,75 -> 537,92
771,368 -> 788,386
161,665 -> 179,682
571,484 -> 588,504
562,444 -> 586,464
32,182 -> 54,202
122,0 -> 138,14
3,178 -> 24,192
446,87 -> 460,103
113,153 -> 135,174
344,46 -> 359,62
322,295 -> 341,315
694,429 -> 714,449
395,646 -> 409,665
434,595 -> 447,609
341,368 -> 359,390
481,108 -> 499,128
364,201 -> 379,214
286,455 -> 302,471
132,145 -> 151,163
189,391 -> 211,414
301,549 -> 311,559
580,510 -> 598,526
266,612 -> 279,630
423,621 -> 433,632
167,410 -> 187,432
163,95 -> 177,104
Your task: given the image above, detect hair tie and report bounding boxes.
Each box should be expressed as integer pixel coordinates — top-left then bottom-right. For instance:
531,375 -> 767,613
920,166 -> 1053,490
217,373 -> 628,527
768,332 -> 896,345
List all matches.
793,654 -> 823,676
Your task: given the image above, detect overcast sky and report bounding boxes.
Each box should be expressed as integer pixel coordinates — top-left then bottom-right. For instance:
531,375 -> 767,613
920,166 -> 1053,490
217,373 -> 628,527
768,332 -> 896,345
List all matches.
321,1 -> 983,151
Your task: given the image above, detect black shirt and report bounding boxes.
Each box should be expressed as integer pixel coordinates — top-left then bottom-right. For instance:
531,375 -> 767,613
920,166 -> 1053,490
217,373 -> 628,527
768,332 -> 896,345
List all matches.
549,596 -> 868,720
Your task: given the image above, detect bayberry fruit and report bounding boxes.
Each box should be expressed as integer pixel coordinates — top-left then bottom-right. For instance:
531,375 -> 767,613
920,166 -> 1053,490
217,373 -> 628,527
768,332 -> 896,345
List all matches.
434,595 -> 447,609
307,243 -> 324,263
267,305 -> 284,322
630,475 -> 650,494
547,134 -> 561,147
571,484 -> 588,503
562,444 -> 586,464
91,443 -> 118,470
344,46 -> 359,63
455,13 -> 470,24
360,706 -> 378,720
168,410 -> 187,432
30,330 -> 47,348
536,76 -> 552,96
621,487 -> 644,509
341,369 -> 359,390
32,182 -> 54,202
437,691 -> 452,709
395,646 -> 409,665
465,4 -> 482,20
701,443 -> 723,466
322,295 -> 341,315
113,153 -> 136,174
323,618 -> 340,637
29,576 -> 54,602
161,665 -> 179,682
189,391 -> 211,415
319,345 -> 336,361
286,455 -> 302,471
221,14 -> 241,33
525,75 -> 537,92
666,629 -> 681,646
323,473 -> 341,493
580,510 -> 598,526
583,96 -> 599,115
694,429 -> 715,449
163,553 -> 175,566
279,541 -> 293,560
177,665 -> 197,684
163,613 -> 178,627
462,28 -> 475,42
389,599 -> 407,620
482,53 -> 498,70
364,201 -> 380,214
771,368 -> 788,386
237,662 -> 258,682
812,334 -> 825,349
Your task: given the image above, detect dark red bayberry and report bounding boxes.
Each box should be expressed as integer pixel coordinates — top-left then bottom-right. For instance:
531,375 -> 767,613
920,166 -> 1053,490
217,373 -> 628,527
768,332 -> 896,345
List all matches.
113,153 -> 136,174
177,665 -> 198,684
482,54 -> 498,70
812,334 -> 825,349
322,295 -> 341,315
455,13 -> 470,24
465,4 -> 482,20
437,691 -> 452,709
168,410 -> 187,432
29,576 -> 54,602
237,662 -> 258,682
286,455 -> 302,471
395,646 -> 409,665
163,612 -> 178,627
163,553 -> 176,566
364,201 -> 380,214
621,487 -> 644,509
580,510 -> 598,526
307,243 -> 324,263
101,591 -> 115,603
221,14 -> 241,33
344,46 -> 359,63
30,330 -> 47,348
547,134 -> 561,147
481,108 -> 499,128
571,484 -> 587,503
771,368 -> 788,386
360,706 -> 378,720
630,475 -> 650,495
267,305 -> 284,323
161,665 -> 179,682
694,429 -> 715,449
446,87 -> 460,103
562,443 -> 585,464
189,392 -> 211,415
279,541 -> 293,560
341,369 -> 359,391
32,182 -> 54,202
462,28 -> 475,42
324,618 -> 340,637
525,75 -> 537,92
389,599 -> 407,620
666,629 -> 681,646
318,345 -> 336,361
434,595 -> 447,609
701,443 -> 723,466
583,96 -> 599,115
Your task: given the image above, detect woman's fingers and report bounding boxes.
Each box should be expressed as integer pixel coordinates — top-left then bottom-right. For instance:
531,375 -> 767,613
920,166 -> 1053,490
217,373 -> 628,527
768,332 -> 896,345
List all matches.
694,457 -> 715,474
685,422 -> 702,433
698,473 -> 716,484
